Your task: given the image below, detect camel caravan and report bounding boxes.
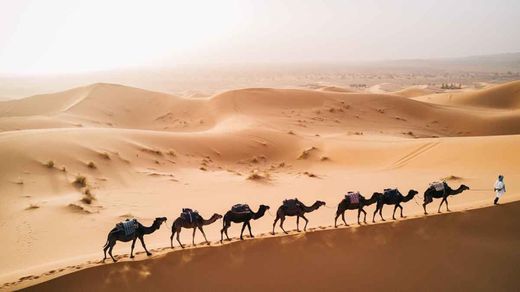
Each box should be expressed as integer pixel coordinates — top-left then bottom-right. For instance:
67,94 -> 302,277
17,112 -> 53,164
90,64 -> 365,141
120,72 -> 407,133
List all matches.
102,181 -> 470,262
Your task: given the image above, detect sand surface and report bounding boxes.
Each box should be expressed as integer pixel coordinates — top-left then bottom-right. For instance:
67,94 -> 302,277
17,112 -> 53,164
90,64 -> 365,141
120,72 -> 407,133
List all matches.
23,201 -> 520,292
0,80 -> 519,290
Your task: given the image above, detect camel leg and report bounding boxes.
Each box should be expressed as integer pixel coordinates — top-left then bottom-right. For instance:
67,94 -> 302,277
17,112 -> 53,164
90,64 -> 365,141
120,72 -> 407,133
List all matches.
438,198 -> 446,213
399,204 -> 404,218
392,204 -> 398,220
103,240 -> 109,262
361,208 -> 367,224
301,214 -> 309,231
240,222 -> 247,240
280,216 -> 288,234
423,201 -> 429,215
334,210 -> 341,228
130,237 -> 137,258
176,228 -> 185,248
220,220 -> 229,242
108,242 -> 117,262
379,204 -> 385,221
224,222 -> 231,241
372,207 -> 378,223
198,226 -> 210,245
170,229 -> 175,248
138,236 -> 152,256
246,222 -> 254,238
341,211 -> 348,226
272,216 -> 280,234
444,197 -> 451,212
192,227 -> 197,246
357,208 -> 362,224
296,215 -> 300,232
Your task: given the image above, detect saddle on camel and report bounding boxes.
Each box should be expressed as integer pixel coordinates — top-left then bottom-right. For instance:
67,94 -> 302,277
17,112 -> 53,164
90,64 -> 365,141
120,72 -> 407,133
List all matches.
116,218 -> 138,236
282,198 -> 303,212
231,204 -> 252,214
180,208 -> 200,224
346,191 -> 360,204
384,188 -> 399,198
429,181 -> 446,194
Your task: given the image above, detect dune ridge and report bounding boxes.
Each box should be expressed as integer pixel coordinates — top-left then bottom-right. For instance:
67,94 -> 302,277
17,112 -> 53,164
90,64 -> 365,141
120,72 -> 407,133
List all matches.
415,80 -> 520,109
17,201 -> 520,292
2,83 -> 519,137
0,80 -> 519,290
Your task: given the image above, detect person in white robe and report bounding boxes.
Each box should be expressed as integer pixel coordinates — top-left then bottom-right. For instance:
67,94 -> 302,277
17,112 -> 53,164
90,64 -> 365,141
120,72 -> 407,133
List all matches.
493,175 -> 506,205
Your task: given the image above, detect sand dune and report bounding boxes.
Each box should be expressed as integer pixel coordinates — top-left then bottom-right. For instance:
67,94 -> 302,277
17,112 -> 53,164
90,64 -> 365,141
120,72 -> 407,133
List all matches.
20,202 -> 520,291
317,85 -> 355,93
392,85 -> 436,98
415,80 -> 520,109
1,84 -> 519,136
0,80 -> 519,290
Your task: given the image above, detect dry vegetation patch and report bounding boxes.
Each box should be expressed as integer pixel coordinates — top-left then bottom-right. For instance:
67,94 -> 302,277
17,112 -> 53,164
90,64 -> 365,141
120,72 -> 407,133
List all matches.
73,175 -> 87,187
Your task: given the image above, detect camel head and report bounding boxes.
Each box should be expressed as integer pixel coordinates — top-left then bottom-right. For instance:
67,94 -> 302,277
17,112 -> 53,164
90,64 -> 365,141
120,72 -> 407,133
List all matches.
460,184 -> 470,191
409,189 -> 419,196
154,217 -> 168,228
212,213 -> 223,220
253,204 -> 270,219
259,204 -> 270,210
315,200 -> 326,207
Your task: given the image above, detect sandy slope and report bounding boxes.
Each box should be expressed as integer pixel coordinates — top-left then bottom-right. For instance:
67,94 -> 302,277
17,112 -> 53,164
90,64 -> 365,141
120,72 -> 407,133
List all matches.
415,80 -> 520,109
392,85 -> 437,98
20,201 -> 520,292
0,80 -> 519,290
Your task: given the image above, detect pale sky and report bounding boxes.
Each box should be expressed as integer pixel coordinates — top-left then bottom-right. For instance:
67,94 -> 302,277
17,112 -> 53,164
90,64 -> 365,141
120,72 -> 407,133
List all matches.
0,0 -> 519,75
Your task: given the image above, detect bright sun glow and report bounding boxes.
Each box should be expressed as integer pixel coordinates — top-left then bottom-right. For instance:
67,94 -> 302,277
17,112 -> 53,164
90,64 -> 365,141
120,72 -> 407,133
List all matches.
0,0 -> 241,74
1,0 -> 519,75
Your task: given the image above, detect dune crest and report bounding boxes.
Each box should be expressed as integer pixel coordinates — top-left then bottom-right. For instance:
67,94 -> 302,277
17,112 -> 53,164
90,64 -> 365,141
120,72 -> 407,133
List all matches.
0,80 -> 519,290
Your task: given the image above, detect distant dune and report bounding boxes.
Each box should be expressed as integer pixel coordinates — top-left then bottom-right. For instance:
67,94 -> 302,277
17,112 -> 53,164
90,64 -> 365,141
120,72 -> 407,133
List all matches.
415,80 -> 520,109
392,86 -> 437,98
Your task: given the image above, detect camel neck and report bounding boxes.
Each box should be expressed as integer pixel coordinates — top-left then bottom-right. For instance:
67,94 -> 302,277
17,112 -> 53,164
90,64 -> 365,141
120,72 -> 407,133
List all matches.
302,202 -> 320,212
203,216 -> 219,225
253,208 -> 266,219
142,223 -> 158,234
402,191 -> 415,202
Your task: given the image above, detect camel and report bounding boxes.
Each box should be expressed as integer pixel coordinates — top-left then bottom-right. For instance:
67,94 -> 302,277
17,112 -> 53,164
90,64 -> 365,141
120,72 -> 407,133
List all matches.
272,199 -> 326,234
423,183 -> 470,214
102,217 -> 167,262
372,189 -> 418,222
220,204 -> 270,242
334,192 -> 379,227
170,212 -> 222,248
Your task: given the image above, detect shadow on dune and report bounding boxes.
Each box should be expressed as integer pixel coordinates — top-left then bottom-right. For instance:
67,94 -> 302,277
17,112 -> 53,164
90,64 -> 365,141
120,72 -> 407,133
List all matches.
26,202 -> 520,292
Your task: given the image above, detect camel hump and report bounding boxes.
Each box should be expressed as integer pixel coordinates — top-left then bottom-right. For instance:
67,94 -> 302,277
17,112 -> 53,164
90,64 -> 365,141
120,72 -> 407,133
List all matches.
181,209 -> 199,223
383,188 -> 398,197
282,199 -> 301,209
346,191 -> 360,204
231,204 -> 251,214
429,181 -> 445,191
118,219 -> 138,236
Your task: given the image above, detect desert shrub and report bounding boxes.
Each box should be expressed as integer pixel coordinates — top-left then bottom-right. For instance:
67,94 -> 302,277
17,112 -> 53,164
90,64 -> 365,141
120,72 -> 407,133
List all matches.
81,189 -> 95,204
99,152 -> 110,160
74,175 -> 87,187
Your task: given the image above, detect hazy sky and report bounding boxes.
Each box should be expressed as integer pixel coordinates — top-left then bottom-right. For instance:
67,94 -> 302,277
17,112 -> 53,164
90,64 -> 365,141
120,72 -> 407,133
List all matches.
0,0 -> 519,74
